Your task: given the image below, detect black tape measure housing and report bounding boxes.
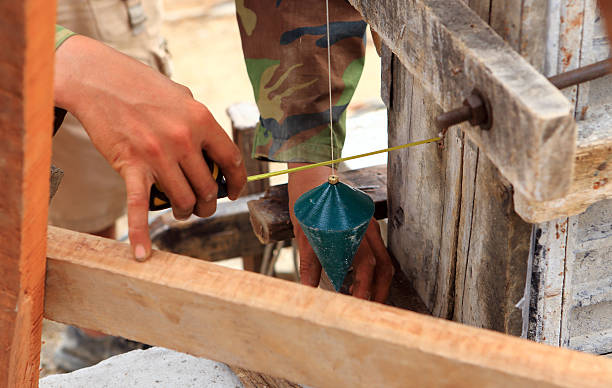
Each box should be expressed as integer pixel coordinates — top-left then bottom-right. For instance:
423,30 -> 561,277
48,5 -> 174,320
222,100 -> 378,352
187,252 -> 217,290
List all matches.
149,151 -> 228,211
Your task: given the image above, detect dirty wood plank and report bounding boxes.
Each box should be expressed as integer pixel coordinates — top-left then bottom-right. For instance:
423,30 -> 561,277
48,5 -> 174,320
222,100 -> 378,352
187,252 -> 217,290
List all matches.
349,0 -> 576,202
523,218 -> 570,346
247,165 -> 388,245
0,0 -> 55,386
514,117 -> 612,222
453,0 -> 546,335
454,0 -> 489,329
513,2 -> 612,223
455,157 -> 532,335
44,226 -> 612,388
386,57 -> 462,318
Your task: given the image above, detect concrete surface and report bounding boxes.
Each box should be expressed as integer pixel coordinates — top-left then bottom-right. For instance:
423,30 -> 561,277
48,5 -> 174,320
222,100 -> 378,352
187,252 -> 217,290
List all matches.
40,347 -> 243,388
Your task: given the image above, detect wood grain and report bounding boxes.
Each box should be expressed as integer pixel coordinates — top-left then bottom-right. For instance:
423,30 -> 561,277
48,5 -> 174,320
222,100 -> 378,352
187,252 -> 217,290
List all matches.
453,0 -> 533,336
0,0 -> 55,386
515,112 -> 612,222
44,226 -> 612,388
349,0 -> 576,202
386,57 -> 462,318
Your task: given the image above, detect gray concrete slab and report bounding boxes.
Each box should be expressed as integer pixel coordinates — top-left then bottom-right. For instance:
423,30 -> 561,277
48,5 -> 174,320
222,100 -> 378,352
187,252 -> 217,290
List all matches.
40,347 -> 243,388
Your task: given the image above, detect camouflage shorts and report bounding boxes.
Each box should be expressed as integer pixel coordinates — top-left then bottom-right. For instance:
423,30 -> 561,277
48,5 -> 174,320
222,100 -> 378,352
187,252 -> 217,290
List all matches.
236,0 -> 367,163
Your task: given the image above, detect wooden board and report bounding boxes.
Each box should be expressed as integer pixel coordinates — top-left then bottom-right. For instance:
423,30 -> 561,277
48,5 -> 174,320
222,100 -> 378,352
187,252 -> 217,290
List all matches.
349,0 -> 576,202
247,165 -> 388,245
0,0 -> 55,385
515,110 -> 612,222
512,0 -> 612,223
44,226 -> 612,388
385,52 -> 462,318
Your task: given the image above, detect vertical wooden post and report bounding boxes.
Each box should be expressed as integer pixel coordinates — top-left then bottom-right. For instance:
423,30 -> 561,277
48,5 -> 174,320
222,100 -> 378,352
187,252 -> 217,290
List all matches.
0,0 -> 55,386
227,103 -> 269,272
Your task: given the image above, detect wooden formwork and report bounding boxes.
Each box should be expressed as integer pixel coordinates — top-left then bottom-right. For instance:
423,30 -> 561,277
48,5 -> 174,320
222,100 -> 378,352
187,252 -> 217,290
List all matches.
3,0 -> 612,387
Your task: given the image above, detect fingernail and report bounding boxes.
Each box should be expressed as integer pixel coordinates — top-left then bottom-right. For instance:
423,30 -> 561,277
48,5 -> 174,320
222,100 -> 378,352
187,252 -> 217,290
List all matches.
234,156 -> 243,167
206,192 -> 215,202
134,244 -> 147,261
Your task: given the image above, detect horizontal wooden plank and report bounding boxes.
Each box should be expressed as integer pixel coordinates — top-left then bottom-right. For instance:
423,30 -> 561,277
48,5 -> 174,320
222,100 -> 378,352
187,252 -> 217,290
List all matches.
45,226 -> 612,388
515,105 -> 612,222
247,165 -> 388,244
348,0 -> 576,202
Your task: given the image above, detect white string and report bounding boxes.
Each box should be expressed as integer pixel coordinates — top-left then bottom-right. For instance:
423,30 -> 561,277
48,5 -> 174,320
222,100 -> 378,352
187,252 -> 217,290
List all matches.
325,0 -> 335,175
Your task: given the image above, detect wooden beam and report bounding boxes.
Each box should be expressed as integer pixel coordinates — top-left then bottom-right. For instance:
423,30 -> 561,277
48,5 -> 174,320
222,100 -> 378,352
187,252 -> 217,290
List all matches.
45,227 -> 612,388
0,0 -> 55,385
515,108 -> 612,222
348,0 -> 576,202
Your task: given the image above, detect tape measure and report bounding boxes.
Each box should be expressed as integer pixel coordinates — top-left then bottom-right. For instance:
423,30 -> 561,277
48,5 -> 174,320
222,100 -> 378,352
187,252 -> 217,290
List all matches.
149,151 -> 228,211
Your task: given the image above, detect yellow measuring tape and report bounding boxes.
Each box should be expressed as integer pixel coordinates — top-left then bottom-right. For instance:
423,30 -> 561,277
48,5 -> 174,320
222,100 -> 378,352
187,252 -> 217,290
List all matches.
247,136 -> 442,182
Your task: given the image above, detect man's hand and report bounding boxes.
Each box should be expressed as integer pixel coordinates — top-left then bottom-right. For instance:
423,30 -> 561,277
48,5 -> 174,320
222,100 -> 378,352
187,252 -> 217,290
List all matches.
54,35 -> 246,261
288,163 -> 394,302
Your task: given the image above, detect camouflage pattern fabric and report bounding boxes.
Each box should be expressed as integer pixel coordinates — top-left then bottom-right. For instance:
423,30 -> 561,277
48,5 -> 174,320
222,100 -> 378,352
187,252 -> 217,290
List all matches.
236,0 -> 367,163
55,25 -> 76,49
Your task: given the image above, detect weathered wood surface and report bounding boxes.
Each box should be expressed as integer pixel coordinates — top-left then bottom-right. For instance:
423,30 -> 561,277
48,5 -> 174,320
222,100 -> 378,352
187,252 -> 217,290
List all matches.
564,199 -> 612,354
527,199 -> 612,355
454,147 -> 532,335
0,0 -> 55,386
45,227 -> 612,388
385,50 -> 462,318
150,193 -> 265,261
512,0 -> 612,223
247,165 -> 388,245
514,116 -> 612,222
349,0 -> 577,202
380,0 -> 538,330
523,217 -> 571,347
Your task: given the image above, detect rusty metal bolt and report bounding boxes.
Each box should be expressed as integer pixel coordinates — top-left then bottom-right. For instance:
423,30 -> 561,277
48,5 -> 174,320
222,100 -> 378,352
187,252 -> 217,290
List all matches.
464,93 -> 486,126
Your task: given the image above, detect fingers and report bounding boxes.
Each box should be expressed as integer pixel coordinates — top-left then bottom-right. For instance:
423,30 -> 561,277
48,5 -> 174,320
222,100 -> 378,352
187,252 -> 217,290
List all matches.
122,167 -> 153,262
295,229 -> 322,287
197,107 -> 246,200
155,163 -> 197,220
351,239 -> 376,300
365,220 -> 394,303
179,152 -> 218,217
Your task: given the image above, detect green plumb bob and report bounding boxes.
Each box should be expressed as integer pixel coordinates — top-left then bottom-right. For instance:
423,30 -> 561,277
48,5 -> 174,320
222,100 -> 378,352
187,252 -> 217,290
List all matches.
294,181 -> 374,291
